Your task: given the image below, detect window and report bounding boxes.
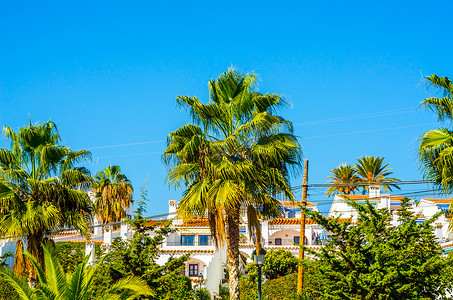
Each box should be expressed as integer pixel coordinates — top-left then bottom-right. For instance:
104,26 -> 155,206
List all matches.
189,264 -> 199,277
275,238 -> 282,245
288,211 -> 296,218
293,236 -> 300,244
181,235 -> 195,246
199,235 -> 210,246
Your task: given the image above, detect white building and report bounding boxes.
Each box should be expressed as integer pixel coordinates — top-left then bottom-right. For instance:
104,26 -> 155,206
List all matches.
2,186 -> 453,298
329,185 -> 453,246
147,199 -> 324,297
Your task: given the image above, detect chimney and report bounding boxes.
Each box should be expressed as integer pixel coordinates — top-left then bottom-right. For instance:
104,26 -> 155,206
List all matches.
168,200 -> 177,219
368,185 -> 381,199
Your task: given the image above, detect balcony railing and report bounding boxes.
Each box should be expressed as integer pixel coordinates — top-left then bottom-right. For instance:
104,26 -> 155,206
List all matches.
166,241 -> 214,246
267,238 -> 321,246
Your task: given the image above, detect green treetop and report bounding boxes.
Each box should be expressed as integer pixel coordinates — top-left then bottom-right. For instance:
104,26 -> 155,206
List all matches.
301,198 -> 453,300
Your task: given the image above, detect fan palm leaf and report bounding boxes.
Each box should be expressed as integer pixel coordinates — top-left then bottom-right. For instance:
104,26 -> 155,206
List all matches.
0,120 -> 93,284
92,165 -> 133,224
353,156 -> 400,193
0,243 -> 153,300
163,68 -> 302,300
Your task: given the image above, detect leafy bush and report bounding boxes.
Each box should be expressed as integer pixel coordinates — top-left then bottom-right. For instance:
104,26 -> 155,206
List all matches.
219,283 -> 229,300
246,249 -> 298,282
90,188 -> 194,299
241,265 -> 323,299
302,198 -> 453,299
194,287 -> 211,300
0,277 -> 18,300
54,241 -> 102,273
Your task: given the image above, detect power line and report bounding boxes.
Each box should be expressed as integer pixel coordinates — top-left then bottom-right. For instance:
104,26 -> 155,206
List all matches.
294,107 -> 417,127
292,180 -> 429,190
96,151 -> 162,159
84,140 -> 165,150
74,108 -> 426,153
303,123 -> 436,140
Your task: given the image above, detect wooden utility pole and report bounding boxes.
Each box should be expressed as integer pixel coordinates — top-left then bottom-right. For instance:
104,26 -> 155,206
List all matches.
297,159 -> 309,295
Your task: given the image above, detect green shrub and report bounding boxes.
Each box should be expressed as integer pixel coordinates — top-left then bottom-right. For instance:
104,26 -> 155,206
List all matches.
55,241 -> 102,273
0,277 -> 18,300
194,287 -> 211,300
240,270 -> 322,299
219,283 -> 229,300
246,249 -> 299,282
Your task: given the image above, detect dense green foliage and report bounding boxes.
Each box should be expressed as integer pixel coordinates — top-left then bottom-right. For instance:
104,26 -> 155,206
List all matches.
0,243 -> 152,300
240,272 -> 321,300
54,241 -> 102,273
302,198 -> 453,299
0,120 -> 92,282
90,187 -> 194,300
92,165 -> 133,223
163,68 -> 302,299
246,249 -> 298,281
326,156 -> 399,196
0,277 -> 19,300
419,75 -> 453,192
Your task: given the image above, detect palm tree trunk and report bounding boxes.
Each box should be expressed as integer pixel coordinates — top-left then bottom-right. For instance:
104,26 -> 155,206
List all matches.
27,230 -> 44,287
226,206 -> 240,300
13,240 -> 26,277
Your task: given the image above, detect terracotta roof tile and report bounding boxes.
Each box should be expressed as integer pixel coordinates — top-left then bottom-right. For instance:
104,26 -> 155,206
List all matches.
239,244 -> 320,250
339,195 -> 406,200
422,198 -> 452,204
176,219 -> 210,227
160,249 -> 215,254
66,239 -> 105,245
144,219 -> 170,227
279,201 -> 316,208
269,218 -> 316,225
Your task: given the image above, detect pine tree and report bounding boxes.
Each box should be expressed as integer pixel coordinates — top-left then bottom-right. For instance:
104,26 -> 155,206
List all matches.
301,198 -> 453,299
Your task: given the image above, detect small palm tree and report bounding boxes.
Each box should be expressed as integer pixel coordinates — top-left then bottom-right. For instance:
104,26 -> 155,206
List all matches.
0,243 -> 154,299
325,163 -> 358,196
0,120 -> 92,284
419,75 -> 453,192
92,165 -> 133,224
354,156 -> 400,193
163,68 -> 302,300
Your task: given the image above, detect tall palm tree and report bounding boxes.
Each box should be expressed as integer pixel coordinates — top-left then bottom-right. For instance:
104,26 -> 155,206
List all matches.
354,156 -> 400,193
92,165 -> 133,224
0,120 -> 92,284
325,163 -> 358,196
419,75 -> 453,192
0,243 -> 154,299
163,69 -> 302,300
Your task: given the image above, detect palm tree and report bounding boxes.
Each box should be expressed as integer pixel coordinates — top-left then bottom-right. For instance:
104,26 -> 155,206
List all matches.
0,243 -> 154,299
92,165 -> 133,224
163,69 -> 302,300
353,156 -> 400,193
419,75 -> 453,192
325,163 -> 358,196
0,120 -> 92,284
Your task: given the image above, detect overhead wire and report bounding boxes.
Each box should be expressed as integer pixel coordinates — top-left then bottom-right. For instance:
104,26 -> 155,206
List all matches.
294,107 -> 417,126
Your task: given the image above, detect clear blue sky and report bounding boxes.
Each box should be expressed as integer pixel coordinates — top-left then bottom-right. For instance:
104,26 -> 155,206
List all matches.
1,1 -> 452,215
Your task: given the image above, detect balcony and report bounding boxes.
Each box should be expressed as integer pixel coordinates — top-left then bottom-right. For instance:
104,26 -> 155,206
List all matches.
166,240 -> 214,246
167,235 -> 213,246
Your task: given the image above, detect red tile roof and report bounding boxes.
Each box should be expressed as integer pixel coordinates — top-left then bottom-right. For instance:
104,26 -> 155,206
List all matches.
65,239 -> 105,245
269,218 -> 316,225
160,249 -> 215,254
279,201 -> 316,207
339,195 -> 405,200
145,219 -> 170,227
176,219 -> 210,227
422,198 -> 452,204
239,244 -> 320,250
